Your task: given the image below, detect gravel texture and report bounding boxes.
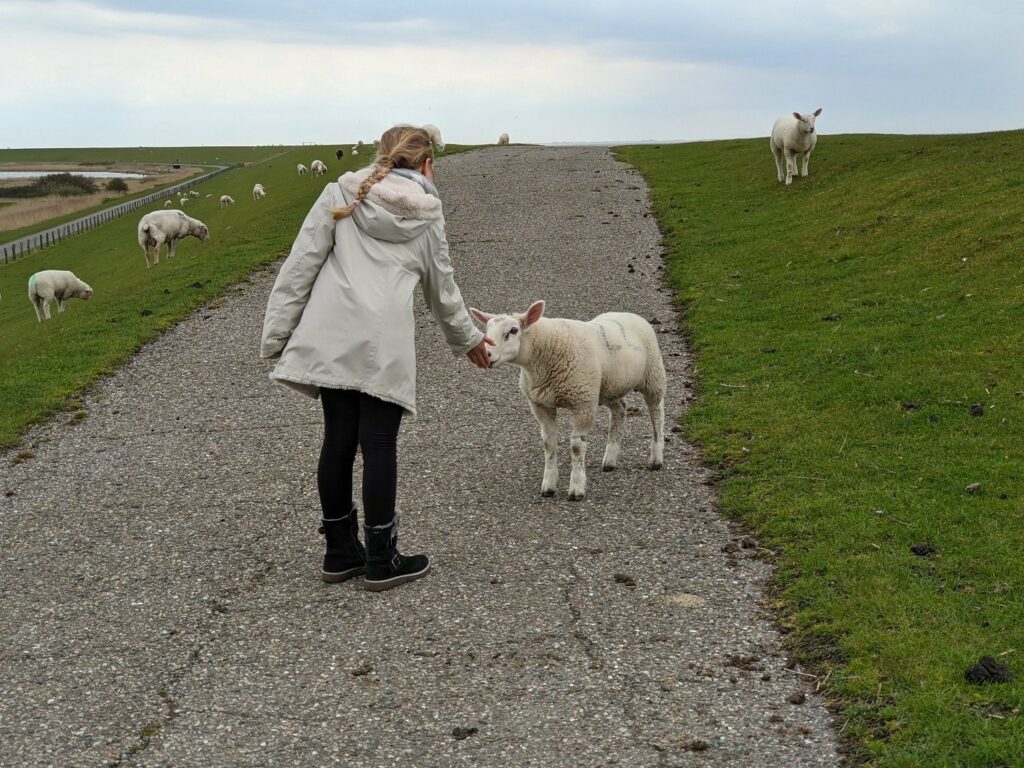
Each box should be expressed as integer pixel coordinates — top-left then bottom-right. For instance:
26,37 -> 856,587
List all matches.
0,146 -> 839,767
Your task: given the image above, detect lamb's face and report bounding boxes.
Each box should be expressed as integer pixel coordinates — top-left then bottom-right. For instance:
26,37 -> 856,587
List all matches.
793,108 -> 822,135
196,224 -> 210,241
78,282 -> 93,300
481,314 -> 524,366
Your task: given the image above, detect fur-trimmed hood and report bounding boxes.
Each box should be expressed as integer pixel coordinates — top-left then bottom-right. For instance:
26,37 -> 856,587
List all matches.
338,166 -> 442,244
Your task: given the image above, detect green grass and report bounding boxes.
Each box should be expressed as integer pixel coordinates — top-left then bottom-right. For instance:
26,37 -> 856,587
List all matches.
617,131 -> 1024,765
0,143 -> 475,449
0,146 -> 292,244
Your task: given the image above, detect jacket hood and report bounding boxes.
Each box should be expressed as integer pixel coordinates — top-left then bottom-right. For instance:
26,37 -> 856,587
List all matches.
338,167 -> 442,243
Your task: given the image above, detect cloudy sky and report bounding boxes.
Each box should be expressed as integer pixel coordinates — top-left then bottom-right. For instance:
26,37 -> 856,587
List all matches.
3,0 -> 1023,147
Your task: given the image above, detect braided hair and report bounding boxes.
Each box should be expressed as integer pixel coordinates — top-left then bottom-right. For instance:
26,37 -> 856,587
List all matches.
332,125 -> 433,220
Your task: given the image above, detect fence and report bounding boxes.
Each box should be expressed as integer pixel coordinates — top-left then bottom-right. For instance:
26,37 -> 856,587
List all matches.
0,165 -> 233,264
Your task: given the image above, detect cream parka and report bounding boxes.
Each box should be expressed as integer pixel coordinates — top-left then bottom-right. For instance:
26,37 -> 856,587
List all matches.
260,167 -> 484,415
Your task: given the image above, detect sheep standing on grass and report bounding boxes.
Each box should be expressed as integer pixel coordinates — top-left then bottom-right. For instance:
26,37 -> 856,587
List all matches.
253,183 -> 266,200
297,163 -> 308,175
471,301 -> 666,501
179,196 -> 188,206
28,270 -> 93,322
137,209 -> 209,268
498,133 -> 510,145
770,108 -> 822,185
188,190 -> 200,198
220,195 -> 235,208
422,123 -> 445,152
311,159 -> 327,176
164,199 -> 173,208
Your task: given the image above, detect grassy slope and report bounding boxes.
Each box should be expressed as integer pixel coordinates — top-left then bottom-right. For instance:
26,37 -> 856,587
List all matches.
0,146 -> 288,244
0,145 -> 365,447
617,131 -> 1024,766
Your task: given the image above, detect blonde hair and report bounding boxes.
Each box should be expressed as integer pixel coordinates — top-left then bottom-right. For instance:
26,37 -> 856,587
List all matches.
332,125 -> 434,220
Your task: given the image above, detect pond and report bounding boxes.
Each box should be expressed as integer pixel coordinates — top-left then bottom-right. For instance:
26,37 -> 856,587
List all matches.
0,170 -> 146,180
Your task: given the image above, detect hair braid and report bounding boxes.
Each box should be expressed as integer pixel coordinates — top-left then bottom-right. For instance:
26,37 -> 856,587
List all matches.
332,125 -> 433,220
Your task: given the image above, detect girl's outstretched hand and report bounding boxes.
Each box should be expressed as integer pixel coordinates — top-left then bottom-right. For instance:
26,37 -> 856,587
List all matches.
467,337 -> 493,369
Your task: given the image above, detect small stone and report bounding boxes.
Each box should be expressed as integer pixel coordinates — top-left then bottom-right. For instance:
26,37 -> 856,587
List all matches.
351,662 -> 373,677
822,313 -> 841,322
741,537 -> 758,549
649,317 -> 661,325
721,541 -> 741,554
902,402 -> 920,411
670,425 -> 682,433
4,490 -> 13,498
613,573 -> 636,587
684,739 -> 709,752
452,726 -> 478,740
965,483 -> 981,494
910,542 -> 936,557
787,691 -> 806,705
970,403 -> 984,417
965,656 -> 1013,684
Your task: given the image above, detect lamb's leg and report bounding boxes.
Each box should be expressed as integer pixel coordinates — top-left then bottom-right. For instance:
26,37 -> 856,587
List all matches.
770,140 -> 784,183
529,401 -> 559,497
42,298 -> 52,321
643,390 -> 665,470
57,296 -> 65,314
602,399 -> 626,471
142,246 -> 152,269
32,297 -> 43,323
567,408 -> 595,501
801,148 -> 812,177
785,150 -> 796,185
167,238 -> 176,260
153,242 -> 161,266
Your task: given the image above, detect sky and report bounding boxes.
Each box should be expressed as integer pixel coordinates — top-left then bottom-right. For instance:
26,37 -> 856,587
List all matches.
3,0 -> 1023,147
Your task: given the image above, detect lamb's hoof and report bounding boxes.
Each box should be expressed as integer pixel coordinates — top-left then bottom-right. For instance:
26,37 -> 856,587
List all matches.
567,491 -> 585,502
541,488 -> 556,498
648,461 -> 663,471
602,464 -> 616,472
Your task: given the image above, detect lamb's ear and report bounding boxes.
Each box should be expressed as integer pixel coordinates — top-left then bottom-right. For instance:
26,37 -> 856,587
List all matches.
793,112 -> 802,121
469,307 -> 492,325
522,300 -> 545,327
813,107 -> 822,116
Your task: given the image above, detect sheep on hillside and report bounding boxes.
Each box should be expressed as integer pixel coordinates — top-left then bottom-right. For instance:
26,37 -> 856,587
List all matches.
179,197 -> 188,206
351,149 -> 359,156
770,108 -> 822,185
137,209 -> 209,268
470,301 -> 666,500
220,195 -> 235,208
421,123 -> 445,152
498,133 -> 510,145
335,148 -> 345,160
28,270 -> 93,322
188,190 -> 200,198
311,159 -> 327,176
252,183 -> 266,200
297,163 -> 308,175
164,199 -> 173,208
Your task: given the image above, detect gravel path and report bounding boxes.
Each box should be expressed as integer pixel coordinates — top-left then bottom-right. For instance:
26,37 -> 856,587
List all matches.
0,146 -> 839,767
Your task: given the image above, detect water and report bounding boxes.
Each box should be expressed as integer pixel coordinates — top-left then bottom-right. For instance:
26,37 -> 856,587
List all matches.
0,170 -> 146,180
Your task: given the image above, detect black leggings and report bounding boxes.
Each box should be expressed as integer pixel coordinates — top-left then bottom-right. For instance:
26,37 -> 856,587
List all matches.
318,388 -> 404,527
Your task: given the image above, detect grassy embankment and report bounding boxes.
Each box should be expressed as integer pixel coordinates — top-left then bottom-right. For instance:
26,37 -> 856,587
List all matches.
0,143 -> 472,448
0,146 -> 286,244
617,131 -> 1024,765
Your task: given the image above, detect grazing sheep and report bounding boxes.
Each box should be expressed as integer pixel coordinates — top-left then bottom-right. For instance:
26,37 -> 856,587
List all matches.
297,163 -> 308,175
351,149 -> 359,156
188,190 -> 200,198
470,301 -> 666,500
28,270 -> 93,322
421,123 -> 445,152
164,199 -> 173,208
137,209 -> 209,268
770,108 -> 822,185
252,183 -> 266,200
498,132 -> 510,145
311,159 -> 327,176
179,197 -> 188,206
220,195 -> 235,208
335,148 -> 345,160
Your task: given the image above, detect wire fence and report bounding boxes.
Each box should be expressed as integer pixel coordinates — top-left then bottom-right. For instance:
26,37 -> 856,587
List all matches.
0,165 -> 233,265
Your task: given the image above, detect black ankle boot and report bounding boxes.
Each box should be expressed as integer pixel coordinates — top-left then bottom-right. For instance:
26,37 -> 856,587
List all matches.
363,511 -> 430,592
319,504 -> 366,583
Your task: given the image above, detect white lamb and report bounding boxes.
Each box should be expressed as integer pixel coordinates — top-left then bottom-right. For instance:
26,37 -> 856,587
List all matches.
179,197 -> 188,206
311,159 -> 327,176
164,199 -> 173,208
297,163 -> 308,175
220,195 -> 235,208
351,149 -> 359,156
471,301 -> 666,501
137,209 -> 209,268
498,132 -> 510,145
188,190 -> 200,198
28,270 -> 93,322
770,108 -> 822,185
422,123 -> 445,152
252,183 -> 266,200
